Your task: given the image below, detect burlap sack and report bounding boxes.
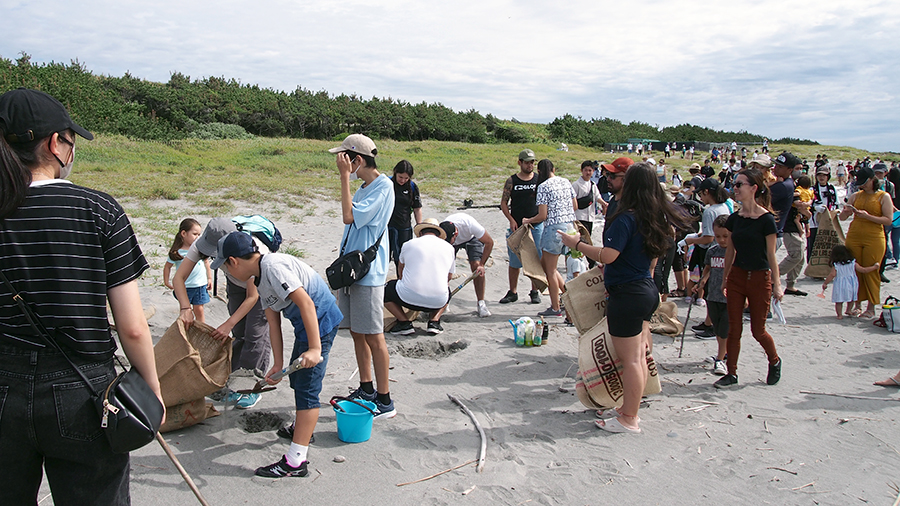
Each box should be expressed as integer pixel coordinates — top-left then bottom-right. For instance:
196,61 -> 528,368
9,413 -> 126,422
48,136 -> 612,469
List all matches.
805,210 -> 845,279
561,265 -> 607,334
159,397 -> 220,433
155,320 -> 232,408
507,224 -> 548,292
574,317 -> 661,409
649,301 -> 683,336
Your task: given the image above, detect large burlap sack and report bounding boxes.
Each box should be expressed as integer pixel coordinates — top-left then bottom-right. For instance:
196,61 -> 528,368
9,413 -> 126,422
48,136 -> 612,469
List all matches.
649,300 -> 683,336
574,317 -> 661,409
155,320 -> 232,407
561,265 -> 607,334
507,224 -> 548,292
805,210 -> 845,279
159,397 -> 220,433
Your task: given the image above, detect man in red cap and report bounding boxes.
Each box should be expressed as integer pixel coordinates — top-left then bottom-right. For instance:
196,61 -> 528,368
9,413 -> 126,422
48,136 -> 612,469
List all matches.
601,157 -> 635,237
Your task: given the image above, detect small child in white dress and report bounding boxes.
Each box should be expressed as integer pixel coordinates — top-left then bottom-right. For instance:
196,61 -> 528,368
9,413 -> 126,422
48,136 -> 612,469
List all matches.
822,244 -> 879,319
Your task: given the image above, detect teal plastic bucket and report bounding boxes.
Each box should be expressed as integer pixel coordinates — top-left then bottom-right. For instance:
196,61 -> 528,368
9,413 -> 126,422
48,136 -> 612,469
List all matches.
333,398 -> 375,443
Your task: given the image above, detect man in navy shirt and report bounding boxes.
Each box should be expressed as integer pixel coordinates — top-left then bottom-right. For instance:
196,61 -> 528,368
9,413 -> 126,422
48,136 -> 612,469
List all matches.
771,152 -> 808,295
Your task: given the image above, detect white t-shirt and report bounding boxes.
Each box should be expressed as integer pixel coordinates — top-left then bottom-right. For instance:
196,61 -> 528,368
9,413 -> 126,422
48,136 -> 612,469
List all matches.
572,177 -> 600,222
446,213 -> 486,246
185,234 -> 269,289
397,235 -> 456,309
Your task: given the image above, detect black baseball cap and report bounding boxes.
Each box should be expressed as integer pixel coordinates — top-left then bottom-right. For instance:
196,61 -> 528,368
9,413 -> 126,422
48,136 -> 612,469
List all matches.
773,151 -> 802,169
0,88 -> 93,143
855,166 -> 875,187
698,178 -> 720,193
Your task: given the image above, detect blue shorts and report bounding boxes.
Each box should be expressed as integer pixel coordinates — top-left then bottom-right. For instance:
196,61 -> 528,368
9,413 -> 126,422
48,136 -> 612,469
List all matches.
289,325 -> 337,410
507,223 -> 543,269
173,286 -> 210,305
540,222 -> 568,255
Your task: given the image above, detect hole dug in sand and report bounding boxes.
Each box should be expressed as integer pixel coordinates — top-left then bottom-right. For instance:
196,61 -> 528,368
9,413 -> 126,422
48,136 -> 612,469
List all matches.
389,338 -> 469,359
240,411 -> 287,433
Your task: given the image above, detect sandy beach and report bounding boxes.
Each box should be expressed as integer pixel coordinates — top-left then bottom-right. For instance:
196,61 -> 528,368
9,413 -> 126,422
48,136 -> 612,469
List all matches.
39,190 -> 900,506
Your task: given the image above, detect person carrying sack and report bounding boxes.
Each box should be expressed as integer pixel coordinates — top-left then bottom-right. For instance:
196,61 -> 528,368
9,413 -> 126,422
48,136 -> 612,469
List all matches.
0,88 -> 163,505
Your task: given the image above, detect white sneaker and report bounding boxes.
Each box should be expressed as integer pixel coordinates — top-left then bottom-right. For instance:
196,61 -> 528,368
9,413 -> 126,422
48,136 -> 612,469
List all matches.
477,301 -> 491,318
713,360 -> 728,376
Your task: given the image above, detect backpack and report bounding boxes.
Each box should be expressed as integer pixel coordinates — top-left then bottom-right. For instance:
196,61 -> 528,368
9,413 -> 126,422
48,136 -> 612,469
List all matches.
232,215 -> 282,252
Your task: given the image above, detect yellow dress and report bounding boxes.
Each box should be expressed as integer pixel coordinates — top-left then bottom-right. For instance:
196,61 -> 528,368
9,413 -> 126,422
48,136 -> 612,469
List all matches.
845,190 -> 887,304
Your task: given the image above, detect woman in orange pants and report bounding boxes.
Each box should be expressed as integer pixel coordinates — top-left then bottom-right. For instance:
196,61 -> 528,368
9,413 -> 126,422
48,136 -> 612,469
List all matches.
840,166 -> 893,318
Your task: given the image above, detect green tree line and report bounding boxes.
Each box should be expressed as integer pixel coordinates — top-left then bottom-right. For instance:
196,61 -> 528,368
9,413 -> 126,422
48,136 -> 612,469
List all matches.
0,54 -> 815,146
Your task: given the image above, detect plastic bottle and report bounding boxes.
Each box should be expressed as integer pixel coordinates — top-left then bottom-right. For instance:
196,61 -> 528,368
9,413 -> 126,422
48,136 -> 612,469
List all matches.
533,319 -> 543,346
510,319 -> 525,346
566,223 -> 583,258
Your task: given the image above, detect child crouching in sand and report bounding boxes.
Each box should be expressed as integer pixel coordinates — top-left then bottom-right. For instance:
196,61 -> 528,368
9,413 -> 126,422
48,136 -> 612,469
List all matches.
822,244 -> 879,319
693,215 -> 730,375
215,231 -> 343,478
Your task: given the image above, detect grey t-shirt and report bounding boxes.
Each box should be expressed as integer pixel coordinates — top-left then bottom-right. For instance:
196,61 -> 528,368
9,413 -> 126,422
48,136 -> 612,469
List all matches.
699,203 -> 730,249
704,244 -> 727,303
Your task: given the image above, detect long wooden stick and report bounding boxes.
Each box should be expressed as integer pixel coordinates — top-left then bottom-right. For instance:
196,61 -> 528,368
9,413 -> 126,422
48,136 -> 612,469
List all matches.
396,460 -> 476,487
448,394 -> 486,473
799,390 -> 900,401
156,433 -> 211,506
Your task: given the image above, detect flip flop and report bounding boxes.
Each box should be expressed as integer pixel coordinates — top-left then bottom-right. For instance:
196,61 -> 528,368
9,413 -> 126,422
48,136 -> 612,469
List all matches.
595,407 -> 620,419
874,377 -> 900,387
595,417 -> 641,434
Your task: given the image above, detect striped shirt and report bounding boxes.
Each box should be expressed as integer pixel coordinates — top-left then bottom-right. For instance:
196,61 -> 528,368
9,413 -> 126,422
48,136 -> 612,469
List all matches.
0,180 -> 148,359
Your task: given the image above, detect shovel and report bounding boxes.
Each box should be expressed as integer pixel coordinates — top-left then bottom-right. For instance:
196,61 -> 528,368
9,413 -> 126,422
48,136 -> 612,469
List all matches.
449,271 -> 479,300
236,356 -> 323,394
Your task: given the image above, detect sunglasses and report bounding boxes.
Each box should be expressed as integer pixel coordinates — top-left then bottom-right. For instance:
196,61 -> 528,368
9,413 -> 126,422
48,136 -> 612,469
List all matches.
733,181 -> 750,188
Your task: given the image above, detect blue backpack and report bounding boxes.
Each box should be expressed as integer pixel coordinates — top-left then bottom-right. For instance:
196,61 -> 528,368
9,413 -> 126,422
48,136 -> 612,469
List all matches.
232,215 -> 283,252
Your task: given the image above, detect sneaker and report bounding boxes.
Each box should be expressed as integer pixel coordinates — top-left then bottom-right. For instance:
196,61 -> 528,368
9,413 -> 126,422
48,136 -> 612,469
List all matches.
373,399 -> 397,419
347,386 -> 377,402
254,455 -> 308,478
881,273 -> 891,284
529,290 -> 542,304
713,360 -> 728,376
538,306 -> 563,317
225,391 -> 242,404
704,355 -> 718,364
276,424 -> 316,444
426,321 -> 443,334
767,358 -> 782,385
236,393 -> 260,409
684,296 -> 694,304
391,321 -> 415,335
694,298 -> 706,307
714,374 -> 738,389
499,291 -> 518,304
695,329 -> 716,340
477,301 -> 491,318
692,322 -> 712,332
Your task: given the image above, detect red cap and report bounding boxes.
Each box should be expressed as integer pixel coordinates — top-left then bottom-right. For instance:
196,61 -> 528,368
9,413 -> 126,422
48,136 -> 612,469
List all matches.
601,157 -> 635,174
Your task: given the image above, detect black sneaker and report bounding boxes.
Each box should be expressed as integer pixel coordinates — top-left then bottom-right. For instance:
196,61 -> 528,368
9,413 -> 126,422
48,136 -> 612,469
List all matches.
373,399 -> 397,419
529,290 -> 541,304
347,386 -> 377,402
499,291 -> 518,304
391,321 -> 415,335
275,423 -> 315,444
767,358 -> 782,385
254,456 -> 308,478
882,273 -> 891,284
695,328 -> 717,340
714,374 -> 738,389
426,321 -> 443,334
692,322 -> 712,332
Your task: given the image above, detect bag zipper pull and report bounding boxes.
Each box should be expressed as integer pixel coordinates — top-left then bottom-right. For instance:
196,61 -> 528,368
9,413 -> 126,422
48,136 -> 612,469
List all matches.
101,399 -> 119,428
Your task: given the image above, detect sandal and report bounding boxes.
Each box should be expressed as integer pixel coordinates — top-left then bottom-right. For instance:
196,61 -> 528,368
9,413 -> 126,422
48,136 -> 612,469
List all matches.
668,289 -> 686,298
874,377 -> 900,387
595,417 -> 641,434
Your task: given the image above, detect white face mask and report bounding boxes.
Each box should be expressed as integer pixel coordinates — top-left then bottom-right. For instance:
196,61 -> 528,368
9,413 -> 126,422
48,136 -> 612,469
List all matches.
54,137 -> 75,179
348,156 -> 361,181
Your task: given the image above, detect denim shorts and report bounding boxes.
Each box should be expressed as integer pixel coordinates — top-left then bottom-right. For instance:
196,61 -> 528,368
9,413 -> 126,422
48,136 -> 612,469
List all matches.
289,326 -> 337,410
506,222 -> 543,269
185,286 -> 210,305
540,222 -> 568,255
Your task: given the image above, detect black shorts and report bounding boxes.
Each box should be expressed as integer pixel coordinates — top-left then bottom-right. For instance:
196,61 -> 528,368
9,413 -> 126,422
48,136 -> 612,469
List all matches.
707,300 -> 728,338
384,280 -> 448,313
606,278 -> 660,337
688,246 -> 707,272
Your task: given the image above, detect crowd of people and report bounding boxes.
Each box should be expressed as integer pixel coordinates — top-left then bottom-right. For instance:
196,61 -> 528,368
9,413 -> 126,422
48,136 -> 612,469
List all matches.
2,87 -> 898,501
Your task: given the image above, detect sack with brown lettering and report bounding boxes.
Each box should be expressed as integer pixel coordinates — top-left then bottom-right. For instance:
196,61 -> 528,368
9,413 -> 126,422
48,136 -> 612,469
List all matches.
574,317 -> 661,409
648,300 -> 683,336
561,265 -> 607,334
159,397 -> 220,433
805,209 -> 845,279
507,224 -> 548,292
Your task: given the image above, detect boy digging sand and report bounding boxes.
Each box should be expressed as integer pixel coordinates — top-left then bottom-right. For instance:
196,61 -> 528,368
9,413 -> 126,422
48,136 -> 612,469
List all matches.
693,215 -> 730,376
216,232 -> 343,478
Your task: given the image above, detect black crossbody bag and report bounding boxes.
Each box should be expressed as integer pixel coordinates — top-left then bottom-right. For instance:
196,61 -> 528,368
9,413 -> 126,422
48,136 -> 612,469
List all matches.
326,224 -> 384,290
0,269 -> 163,453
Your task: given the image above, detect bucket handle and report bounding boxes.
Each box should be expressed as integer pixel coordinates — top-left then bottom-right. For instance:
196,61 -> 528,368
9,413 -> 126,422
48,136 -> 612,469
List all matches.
330,395 -> 377,416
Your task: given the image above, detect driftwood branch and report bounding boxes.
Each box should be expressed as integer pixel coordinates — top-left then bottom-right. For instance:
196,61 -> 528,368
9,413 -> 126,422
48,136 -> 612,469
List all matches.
157,433 -> 211,506
800,390 -> 900,401
448,394 -> 487,473
396,460 -> 476,487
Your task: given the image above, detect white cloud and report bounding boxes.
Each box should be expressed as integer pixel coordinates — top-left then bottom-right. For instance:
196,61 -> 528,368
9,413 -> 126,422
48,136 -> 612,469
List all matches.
1,0 -> 897,151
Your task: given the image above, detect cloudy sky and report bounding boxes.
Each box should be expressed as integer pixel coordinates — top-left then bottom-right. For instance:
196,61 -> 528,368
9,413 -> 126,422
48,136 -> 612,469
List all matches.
2,0 -> 898,152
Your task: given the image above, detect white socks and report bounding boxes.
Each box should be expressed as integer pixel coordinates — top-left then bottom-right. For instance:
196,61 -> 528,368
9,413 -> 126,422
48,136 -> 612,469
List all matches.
285,442 -> 308,467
